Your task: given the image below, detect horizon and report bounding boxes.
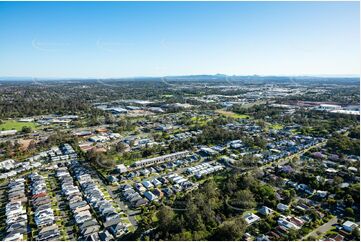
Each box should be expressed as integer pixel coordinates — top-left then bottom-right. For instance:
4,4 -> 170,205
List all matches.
0,1 -> 360,78
0,73 -> 359,81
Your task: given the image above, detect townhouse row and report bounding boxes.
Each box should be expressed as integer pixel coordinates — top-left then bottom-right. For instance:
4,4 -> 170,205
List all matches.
3,178 -> 28,241
29,173 -> 60,241
69,161 -> 127,240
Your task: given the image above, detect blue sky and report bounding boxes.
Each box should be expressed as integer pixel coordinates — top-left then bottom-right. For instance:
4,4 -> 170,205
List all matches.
0,1 -> 359,78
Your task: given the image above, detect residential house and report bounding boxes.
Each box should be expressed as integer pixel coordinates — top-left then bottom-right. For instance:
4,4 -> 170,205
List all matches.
258,206 -> 274,216
343,221 -> 358,232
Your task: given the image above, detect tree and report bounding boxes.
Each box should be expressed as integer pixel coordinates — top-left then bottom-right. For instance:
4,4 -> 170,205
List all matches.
254,136 -> 267,149
345,207 -> 354,218
326,198 -> 337,208
327,133 -> 359,155
170,231 -> 192,241
238,174 -> 257,189
253,184 -> 275,204
344,194 -> 355,207
258,220 -> 271,233
287,229 -> 299,240
157,206 -> 175,233
213,217 -> 246,240
234,189 -> 256,209
225,175 -> 237,194
333,176 -> 344,185
105,113 -> 116,124
352,228 -> 360,241
115,142 -> 127,153
21,126 -> 32,133
86,150 -> 115,169
192,230 -> 209,240
349,126 -> 360,139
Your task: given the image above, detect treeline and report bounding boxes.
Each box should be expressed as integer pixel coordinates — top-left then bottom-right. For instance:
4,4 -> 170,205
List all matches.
231,104 -> 281,120
0,81 -> 169,118
151,179 -> 248,241
231,104 -> 359,136
327,130 -> 360,156
285,86 -> 360,105
139,172 -> 278,241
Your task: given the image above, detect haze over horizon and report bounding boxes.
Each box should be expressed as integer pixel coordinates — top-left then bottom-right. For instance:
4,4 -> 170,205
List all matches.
0,1 -> 359,78
0,74 -> 360,81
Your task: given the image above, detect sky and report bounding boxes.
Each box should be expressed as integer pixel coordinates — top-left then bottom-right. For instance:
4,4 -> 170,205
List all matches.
0,1 -> 359,78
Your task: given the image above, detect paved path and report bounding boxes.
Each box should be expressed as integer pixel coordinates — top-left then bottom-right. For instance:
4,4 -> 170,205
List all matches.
301,216 -> 338,240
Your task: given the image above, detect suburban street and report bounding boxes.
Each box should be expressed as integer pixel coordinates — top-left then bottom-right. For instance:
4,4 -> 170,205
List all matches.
301,216 -> 338,240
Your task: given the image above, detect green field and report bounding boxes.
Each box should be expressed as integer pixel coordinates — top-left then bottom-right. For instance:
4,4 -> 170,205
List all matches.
0,120 -> 38,131
216,110 -> 250,119
190,116 -> 210,126
269,123 -> 284,130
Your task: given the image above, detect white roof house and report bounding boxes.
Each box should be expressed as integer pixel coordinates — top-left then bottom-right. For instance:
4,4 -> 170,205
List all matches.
115,164 -> 128,173
278,218 -> 300,230
343,221 -> 358,232
243,213 -> 260,225
277,203 -> 289,212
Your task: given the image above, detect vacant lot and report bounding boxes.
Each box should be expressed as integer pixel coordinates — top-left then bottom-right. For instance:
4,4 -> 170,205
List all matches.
0,120 -> 37,131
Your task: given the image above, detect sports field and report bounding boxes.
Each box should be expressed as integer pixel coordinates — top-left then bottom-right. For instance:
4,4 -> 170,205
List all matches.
0,120 -> 37,131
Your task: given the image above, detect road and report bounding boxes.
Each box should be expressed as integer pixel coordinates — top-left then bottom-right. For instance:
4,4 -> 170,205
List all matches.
270,141 -> 326,166
301,216 -> 338,240
233,140 -> 328,176
85,163 -> 139,229
105,184 -> 139,228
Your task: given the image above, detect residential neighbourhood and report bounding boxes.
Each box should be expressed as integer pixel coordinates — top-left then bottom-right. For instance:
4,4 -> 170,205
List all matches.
0,1 -> 360,241
0,76 -> 359,241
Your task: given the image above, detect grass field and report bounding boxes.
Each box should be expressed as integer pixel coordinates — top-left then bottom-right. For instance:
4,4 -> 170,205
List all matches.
216,110 -> 250,119
190,116 -> 210,126
0,120 -> 38,131
269,123 -> 284,130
